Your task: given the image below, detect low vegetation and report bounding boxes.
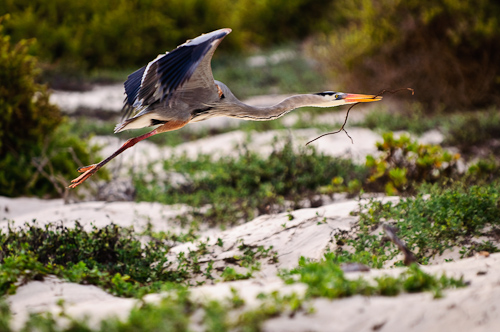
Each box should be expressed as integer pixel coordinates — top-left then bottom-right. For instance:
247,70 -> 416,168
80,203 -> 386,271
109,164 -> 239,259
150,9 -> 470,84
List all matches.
0,222 -> 180,297
134,139 -> 368,226
0,216 -> 468,331
334,183 -> 500,267
0,288 -> 306,332
132,126 -> 500,227
0,258 -> 466,332
359,107 -> 500,152
0,221 -> 279,298
282,254 -> 465,299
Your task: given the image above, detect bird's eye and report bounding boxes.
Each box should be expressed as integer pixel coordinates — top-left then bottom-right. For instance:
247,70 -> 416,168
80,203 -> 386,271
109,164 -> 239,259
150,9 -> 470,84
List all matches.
334,94 -> 340,99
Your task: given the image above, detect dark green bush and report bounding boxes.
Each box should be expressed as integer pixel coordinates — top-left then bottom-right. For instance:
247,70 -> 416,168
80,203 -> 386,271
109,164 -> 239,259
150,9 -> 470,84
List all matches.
442,108 -> 500,148
309,0 -> 500,110
360,105 -> 439,134
0,222 -> 185,297
0,19 -> 103,197
0,18 -> 60,157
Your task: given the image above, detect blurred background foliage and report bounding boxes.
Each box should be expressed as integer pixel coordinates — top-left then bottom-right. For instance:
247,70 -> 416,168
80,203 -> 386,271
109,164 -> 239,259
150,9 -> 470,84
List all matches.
308,0 -> 500,110
1,0 -> 499,107
0,0 -> 335,74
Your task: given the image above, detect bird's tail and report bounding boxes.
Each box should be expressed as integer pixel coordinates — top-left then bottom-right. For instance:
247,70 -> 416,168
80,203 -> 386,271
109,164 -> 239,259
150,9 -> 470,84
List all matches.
114,112 -> 169,133
114,119 -> 133,133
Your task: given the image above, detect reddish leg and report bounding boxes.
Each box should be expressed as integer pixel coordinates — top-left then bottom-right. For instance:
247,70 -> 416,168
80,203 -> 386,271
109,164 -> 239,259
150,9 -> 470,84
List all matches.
69,120 -> 188,188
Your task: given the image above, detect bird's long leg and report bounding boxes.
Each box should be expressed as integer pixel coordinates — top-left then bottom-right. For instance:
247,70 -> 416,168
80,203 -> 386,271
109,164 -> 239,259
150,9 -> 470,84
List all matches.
69,120 -> 189,188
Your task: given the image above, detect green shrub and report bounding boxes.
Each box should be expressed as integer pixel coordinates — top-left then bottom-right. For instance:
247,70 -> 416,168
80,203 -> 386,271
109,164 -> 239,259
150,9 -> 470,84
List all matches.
0,19 -> 103,197
308,0 -> 500,110
0,222 -> 185,297
335,184 -> 500,267
359,105 -> 439,134
365,132 -> 460,195
0,18 -> 60,157
442,108 -> 500,148
466,158 -> 500,184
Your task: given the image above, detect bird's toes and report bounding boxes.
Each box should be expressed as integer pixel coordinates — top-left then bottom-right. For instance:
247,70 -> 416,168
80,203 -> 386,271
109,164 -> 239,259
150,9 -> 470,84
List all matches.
69,167 -> 98,188
77,164 -> 97,173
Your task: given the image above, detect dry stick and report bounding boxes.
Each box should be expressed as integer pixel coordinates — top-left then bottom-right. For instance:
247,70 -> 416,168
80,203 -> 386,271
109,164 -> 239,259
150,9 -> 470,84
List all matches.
383,224 -> 418,266
306,88 -> 414,146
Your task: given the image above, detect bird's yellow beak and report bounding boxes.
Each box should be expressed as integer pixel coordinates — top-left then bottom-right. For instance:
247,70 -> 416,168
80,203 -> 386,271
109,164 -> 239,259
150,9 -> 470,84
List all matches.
344,93 -> 382,103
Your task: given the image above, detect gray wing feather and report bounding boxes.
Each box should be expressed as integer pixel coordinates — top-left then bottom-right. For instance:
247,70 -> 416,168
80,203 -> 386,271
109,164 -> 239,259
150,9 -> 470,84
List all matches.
121,28 -> 230,120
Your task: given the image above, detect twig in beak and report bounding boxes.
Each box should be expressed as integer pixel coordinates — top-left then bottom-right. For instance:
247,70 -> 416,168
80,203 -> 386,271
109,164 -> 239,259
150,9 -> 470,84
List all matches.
305,88 -> 414,146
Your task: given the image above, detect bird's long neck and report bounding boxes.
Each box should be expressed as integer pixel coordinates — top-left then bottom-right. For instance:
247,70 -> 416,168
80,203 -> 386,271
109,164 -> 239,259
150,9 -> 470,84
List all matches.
225,94 -> 329,121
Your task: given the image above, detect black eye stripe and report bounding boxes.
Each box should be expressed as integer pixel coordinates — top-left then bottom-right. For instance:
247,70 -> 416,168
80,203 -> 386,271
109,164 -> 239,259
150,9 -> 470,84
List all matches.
315,91 -> 336,96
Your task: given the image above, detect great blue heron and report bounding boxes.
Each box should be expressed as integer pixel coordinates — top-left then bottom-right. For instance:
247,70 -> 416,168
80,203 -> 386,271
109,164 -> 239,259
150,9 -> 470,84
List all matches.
69,28 -> 382,188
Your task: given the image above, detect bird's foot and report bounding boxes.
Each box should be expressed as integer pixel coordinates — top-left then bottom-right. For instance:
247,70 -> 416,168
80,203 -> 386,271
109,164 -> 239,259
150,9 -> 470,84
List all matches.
68,164 -> 99,188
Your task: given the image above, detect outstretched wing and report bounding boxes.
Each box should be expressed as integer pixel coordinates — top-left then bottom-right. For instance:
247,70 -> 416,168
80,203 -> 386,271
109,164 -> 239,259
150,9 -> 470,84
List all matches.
121,28 -> 231,120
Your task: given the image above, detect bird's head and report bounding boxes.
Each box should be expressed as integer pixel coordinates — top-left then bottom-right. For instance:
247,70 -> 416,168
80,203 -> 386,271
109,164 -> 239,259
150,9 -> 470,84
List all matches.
313,91 -> 382,107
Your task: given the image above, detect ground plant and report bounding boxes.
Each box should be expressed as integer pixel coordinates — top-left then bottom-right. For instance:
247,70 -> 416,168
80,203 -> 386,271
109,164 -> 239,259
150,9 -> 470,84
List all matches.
365,132 -> 461,195
282,254 -> 466,299
134,139 -> 368,226
359,107 -> 500,152
0,221 -> 279,298
334,184 -> 500,267
0,221 -> 468,332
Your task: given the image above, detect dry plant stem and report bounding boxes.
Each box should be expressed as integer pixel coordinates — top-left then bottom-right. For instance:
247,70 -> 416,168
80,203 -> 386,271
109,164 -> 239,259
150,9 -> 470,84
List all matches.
383,224 -> 418,266
31,157 -> 70,203
306,88 -> 415,146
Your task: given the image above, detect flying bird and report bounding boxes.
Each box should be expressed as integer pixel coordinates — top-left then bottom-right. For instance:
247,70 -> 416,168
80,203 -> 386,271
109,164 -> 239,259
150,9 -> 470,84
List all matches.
69,28 -> 381,188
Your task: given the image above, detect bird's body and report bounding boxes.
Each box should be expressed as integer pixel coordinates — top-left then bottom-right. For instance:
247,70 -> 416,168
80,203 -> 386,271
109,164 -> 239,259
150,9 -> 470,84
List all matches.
69,28 -> 381,188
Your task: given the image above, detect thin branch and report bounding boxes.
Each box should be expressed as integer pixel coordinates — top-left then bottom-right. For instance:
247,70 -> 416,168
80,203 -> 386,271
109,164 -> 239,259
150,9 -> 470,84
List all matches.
29,139 -> 71,203
383,224 -> 418,266
306,101 -> 357,146
306,88 -> 414,146
31,157 -> 65,197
